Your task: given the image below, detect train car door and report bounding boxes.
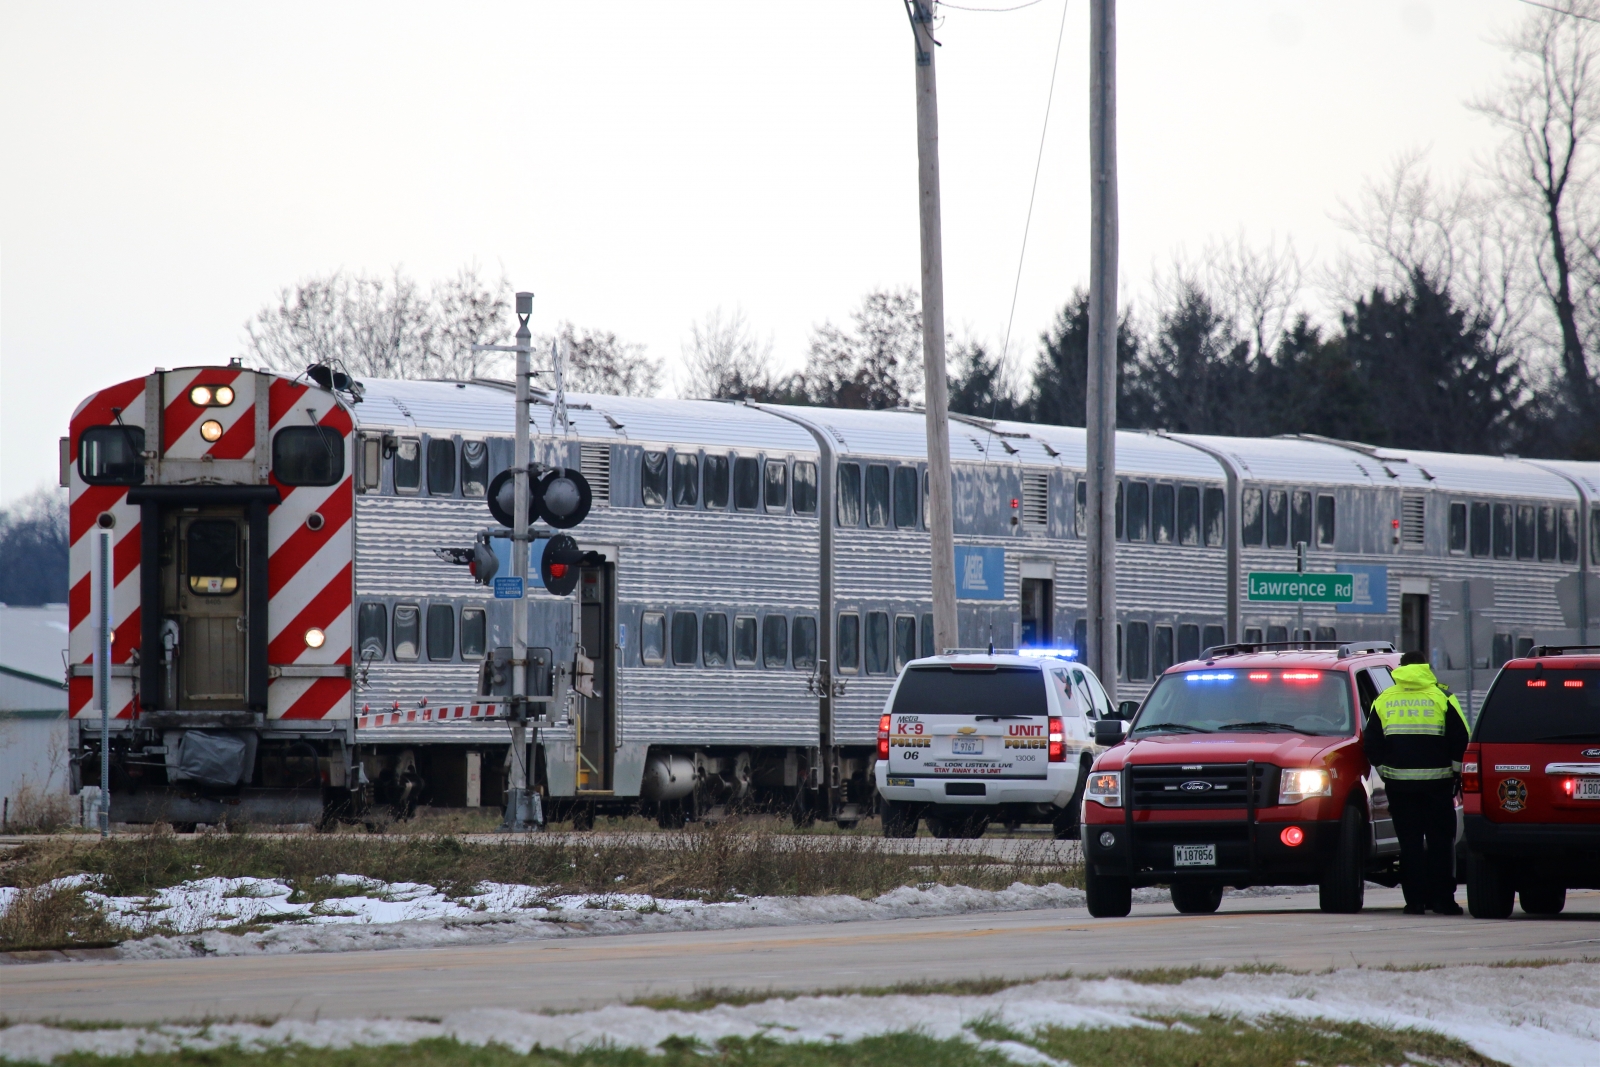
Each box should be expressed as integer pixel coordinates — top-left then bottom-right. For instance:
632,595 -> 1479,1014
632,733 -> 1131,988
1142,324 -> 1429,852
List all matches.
161,508 -> 248,710
576,560 -> 615,792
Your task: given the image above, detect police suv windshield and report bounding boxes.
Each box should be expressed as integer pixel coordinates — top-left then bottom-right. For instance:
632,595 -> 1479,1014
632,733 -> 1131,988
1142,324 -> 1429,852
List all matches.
1132,668 -> 1354,736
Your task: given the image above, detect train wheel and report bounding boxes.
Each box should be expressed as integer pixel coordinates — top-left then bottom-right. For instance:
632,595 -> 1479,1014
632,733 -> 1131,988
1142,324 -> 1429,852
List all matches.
570,801 -> 596,832
790,789 -> 816,829
656,798 -> 687,830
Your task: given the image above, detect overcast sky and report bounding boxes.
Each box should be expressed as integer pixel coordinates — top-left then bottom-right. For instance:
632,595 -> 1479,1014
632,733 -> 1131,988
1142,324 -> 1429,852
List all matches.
0,0 -> 1527,505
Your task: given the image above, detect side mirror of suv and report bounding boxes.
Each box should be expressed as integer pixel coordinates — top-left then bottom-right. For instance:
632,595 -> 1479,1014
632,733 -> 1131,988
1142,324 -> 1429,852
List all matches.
1093,719 -> 1129,747
1116,700 -> 1140,720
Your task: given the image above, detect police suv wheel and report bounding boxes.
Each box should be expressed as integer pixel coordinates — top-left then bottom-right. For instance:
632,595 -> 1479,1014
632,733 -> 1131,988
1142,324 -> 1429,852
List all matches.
881,799 -> 919,838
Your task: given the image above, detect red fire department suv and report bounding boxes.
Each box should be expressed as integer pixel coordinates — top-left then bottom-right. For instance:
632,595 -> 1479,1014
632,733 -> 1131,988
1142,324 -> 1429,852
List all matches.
1082,641 -> 1409,917
1463,646 -> 1600,918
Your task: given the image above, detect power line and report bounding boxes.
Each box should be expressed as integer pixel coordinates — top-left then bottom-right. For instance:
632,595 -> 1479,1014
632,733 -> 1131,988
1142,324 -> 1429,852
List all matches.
1517,0 -> 1600,25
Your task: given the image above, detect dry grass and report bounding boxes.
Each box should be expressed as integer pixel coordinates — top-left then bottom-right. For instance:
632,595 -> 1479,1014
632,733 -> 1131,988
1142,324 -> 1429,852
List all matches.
0,882 -> 133,951
3,781 -> 75,833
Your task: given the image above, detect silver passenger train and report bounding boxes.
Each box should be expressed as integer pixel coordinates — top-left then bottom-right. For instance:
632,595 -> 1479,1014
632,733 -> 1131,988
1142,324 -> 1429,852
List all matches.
341,377 -> 1600,826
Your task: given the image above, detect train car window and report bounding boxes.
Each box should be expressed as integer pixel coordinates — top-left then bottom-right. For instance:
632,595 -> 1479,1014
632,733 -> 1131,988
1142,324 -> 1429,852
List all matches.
1177,624 -> 1200,663
1203,624 -> 1225,651
671,611 -> 698,666
764,460 -> 788,512
1241,488 -> 1264,546
734,615 -> 759,666
1316,494 -> 1336,548
1152,625 -> 1174,675
793,616 -> 818,669
1244,627 -> 1264,645
703,613 -> 729,667
1073,618 -> 1088,660
1515,504 -> 1536,560
1593,507 -> 1600,564
1291,490 -> 1312,548
704,454 -> 730,509
836,463 -> 862,527
893,467 -> 919,529
1203,487 -> 1226,547
358,603 -> 387,661
1472,501 -> 1492,557
640,613 -> 666,666
836,613 -> 860,673
1491,632 -> 1513,669
274,427 -> 345,487
1266,625 -> 1288,644
392,604 -> 420,661
361,436 -> 382,491
1516,635 -> 1535,658
865,611 -> 890,674
673,452 -> 700,508
1116,623 -> 1123,676
763,615 -> 789,668
460,441 -> 488,498
1075,480 -> 1086,538
923,470 -> 930,528
1315,625 -> 1337,642
1448,502 -> 1467,554
1125,481 -> 1149,542
1117,481 -> 1132,540
921,612 -> 935,658
1266,488 -> 1289,547
1177,486 -> 1200,545
186,521 -> 240,595
793,461 -> 818,514
393,439 -> 420,492
733,456 -> 761,511
78,425 -> 145,485
895,615 -> 917,670
427,603 -> 455,661
865,465 -> 890,528
1538,505 -> 1557,561
641,451 -> 668,507
460,608 -> 486,659
1493,503 -> 1514,558
1152,484 -> 1175,544
427,439 -> 456,496
1560,506 -> 1579,564
1125,622 -> 1149,681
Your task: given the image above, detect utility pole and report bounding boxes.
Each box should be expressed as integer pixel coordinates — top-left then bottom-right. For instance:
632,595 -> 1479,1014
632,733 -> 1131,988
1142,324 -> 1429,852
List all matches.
504,292 -> 539,831
1086,0 -> 1119,699
907,0 -> 958,654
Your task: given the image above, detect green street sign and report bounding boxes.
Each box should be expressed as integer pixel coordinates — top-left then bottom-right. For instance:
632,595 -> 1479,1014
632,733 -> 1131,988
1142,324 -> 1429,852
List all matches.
1247,572 -> 1354,604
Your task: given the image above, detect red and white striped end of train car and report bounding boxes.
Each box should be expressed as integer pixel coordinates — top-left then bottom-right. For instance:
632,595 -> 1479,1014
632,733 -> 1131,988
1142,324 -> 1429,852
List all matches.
65,364 -> 359,826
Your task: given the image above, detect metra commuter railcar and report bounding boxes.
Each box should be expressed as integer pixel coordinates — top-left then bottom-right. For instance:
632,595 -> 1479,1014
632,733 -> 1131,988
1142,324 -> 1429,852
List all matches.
65,365 -> 1600,826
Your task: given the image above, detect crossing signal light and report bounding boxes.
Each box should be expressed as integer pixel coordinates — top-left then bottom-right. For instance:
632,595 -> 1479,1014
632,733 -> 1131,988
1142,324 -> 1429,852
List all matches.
433,533 -> 499,586
540,534 -> 604,597
486,467 -> 593,529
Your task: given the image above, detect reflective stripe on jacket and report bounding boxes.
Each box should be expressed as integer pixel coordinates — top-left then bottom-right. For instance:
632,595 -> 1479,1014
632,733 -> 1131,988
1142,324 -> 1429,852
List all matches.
1362,662 -> 1470,784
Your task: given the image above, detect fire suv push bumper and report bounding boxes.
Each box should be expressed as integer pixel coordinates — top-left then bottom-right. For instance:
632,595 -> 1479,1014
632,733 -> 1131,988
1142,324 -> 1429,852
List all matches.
1084,812 -> 1342,887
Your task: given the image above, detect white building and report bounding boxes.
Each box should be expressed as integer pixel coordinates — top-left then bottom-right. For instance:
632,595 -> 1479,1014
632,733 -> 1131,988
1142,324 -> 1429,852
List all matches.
1,604 -> 70,824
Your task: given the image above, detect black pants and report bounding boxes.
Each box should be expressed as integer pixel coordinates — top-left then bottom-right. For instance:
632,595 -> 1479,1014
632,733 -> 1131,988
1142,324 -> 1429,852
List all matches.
1386,779 -> 1457,909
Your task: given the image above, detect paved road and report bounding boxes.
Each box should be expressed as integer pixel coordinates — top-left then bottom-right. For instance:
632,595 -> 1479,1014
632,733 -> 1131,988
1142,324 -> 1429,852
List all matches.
7,887 -> 1600,1024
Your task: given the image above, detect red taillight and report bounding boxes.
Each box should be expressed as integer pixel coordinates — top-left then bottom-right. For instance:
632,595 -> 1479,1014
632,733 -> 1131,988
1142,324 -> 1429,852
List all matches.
1281,671 -> 1321,683
1462,744 -> 1480,793
1280,825 -> 1304,847
1048,716 -> 1064,762
1248,672 -> 1270,681
877,714 -> 890,760
1565,680 -> 1584,688
1528,679 -> 1547,688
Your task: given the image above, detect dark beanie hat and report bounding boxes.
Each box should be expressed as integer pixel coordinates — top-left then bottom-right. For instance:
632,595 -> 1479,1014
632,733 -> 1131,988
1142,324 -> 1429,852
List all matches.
1399,651 -> 1428,666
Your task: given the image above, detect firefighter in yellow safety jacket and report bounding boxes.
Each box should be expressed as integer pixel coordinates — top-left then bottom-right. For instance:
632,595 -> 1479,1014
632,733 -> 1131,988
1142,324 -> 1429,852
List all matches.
1362,651 -> 1470,915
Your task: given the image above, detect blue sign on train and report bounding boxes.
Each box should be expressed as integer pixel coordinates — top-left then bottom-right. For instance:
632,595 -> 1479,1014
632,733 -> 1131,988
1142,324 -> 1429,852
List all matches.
1335,564 -> 1387,614
955,546 -> 1006,601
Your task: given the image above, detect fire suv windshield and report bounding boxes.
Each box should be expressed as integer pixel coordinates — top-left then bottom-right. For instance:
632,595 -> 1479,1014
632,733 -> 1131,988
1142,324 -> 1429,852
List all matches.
1475,668 -> 1600,743
891,666 -> 1047,718
1132,668 -> 1354,736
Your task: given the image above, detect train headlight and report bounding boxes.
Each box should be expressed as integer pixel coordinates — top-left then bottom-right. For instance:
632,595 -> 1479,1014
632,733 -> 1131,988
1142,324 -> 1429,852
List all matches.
304,627 -> 326,649
199,419 -> 223,442
213,385 -> 235,406
190,385 -> 213,406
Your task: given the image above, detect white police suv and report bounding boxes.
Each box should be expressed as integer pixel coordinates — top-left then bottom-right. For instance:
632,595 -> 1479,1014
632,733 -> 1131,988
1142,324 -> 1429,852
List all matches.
873,650 -> 1117,838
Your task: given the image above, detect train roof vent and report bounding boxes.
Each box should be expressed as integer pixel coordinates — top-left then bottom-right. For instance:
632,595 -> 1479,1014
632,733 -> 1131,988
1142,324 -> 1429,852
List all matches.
1021,471 -> 1049,528
1401,494 -> 1425,547
580,443 -> 611,506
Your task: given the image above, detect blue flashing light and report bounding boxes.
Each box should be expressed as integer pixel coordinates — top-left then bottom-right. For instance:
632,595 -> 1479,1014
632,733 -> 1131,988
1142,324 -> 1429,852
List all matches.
1018,647 -> 1079,660
1185,672 -> 1236,683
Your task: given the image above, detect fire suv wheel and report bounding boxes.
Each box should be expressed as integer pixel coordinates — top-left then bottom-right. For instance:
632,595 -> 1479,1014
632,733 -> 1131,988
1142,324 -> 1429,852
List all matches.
1519,883 -> 1567,916
1053,762 -> 1090,840
1318,804 -> 1367,914
1466,852 -> 1515,919
1085,867 -> 1132,918
881,799 -> 919,838
1170,882 -> 1224,914
656,797 -> 688,830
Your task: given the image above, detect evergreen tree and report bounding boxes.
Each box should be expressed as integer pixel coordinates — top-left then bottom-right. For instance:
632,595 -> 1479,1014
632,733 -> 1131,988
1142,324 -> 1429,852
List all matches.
1024,291 -> 1144,427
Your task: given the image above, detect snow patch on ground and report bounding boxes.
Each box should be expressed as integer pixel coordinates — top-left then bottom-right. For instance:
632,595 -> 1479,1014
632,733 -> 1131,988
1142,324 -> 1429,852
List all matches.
2,963 -> 1596,1066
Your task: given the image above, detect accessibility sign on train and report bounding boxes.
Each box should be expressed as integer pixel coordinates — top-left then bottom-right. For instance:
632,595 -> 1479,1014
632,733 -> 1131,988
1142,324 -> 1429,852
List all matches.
1246,572 -> 1354,604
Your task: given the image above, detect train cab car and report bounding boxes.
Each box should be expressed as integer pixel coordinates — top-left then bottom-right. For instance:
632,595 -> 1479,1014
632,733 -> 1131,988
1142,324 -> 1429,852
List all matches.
1081,641 -> 1405,917
1463,645 -> 1600,918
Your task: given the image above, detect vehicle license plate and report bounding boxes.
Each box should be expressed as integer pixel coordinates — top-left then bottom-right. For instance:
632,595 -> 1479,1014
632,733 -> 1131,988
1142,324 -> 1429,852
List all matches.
1577,779 -> 1600,800
1174,844 -> 1216,867
951,738 -> 984,755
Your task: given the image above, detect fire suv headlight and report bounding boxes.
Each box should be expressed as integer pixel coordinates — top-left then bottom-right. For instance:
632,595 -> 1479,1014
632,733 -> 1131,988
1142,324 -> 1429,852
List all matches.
1086,770 -> 1122,808
304,627 -> 326,649
1278,768 -> 1332,804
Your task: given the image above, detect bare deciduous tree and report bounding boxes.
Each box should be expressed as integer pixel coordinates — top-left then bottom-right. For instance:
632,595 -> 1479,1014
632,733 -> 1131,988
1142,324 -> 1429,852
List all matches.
542,322 -> 663,398
805,287 -> 924,409
243,266 -> 515,380
678,307 -> 780,399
